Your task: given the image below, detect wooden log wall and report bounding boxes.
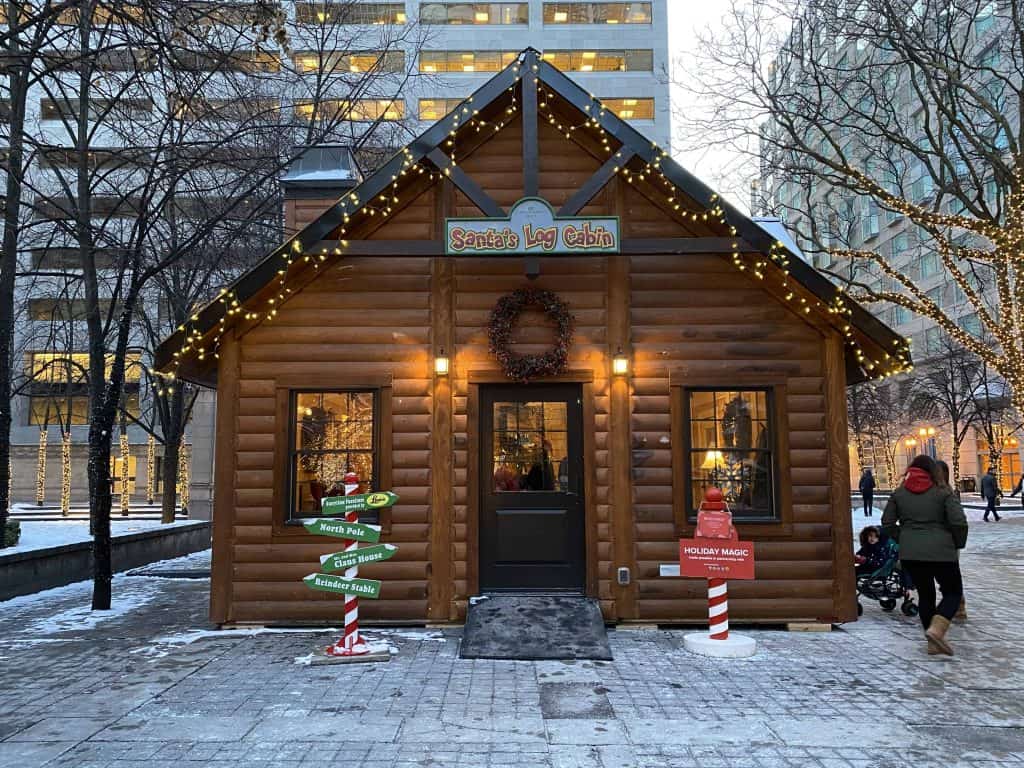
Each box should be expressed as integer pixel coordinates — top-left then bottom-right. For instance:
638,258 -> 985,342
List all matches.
214,113 -> 852,625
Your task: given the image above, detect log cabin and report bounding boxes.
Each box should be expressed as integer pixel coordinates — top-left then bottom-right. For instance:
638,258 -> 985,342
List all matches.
155,49 -> 911,628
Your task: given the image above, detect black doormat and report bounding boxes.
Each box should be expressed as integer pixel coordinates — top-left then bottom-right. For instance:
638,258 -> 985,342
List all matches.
459,595 -> 612,660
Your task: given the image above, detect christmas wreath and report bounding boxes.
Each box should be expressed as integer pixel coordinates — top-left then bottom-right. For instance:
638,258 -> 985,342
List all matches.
487,287 -> 574,382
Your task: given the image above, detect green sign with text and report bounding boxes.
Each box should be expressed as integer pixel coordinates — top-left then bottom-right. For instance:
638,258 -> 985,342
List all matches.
303,518 -> 381,543
320,490 -> 400,516
320,543 -> 398,573
303,572 -> 382,599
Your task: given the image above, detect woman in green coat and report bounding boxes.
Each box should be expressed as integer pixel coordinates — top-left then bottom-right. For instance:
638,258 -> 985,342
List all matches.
882,455 -> 968,656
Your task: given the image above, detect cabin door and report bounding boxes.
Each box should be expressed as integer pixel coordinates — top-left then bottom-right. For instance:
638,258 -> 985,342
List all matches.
479,384 -> 585,592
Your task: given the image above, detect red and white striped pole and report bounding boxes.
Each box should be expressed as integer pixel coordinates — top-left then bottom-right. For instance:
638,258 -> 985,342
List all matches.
708,577 -> 729,640
327,472 -> 369,656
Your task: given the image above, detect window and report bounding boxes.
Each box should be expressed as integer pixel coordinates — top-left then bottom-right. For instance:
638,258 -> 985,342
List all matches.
292,50 -> 404,74
172,50 -> 279,72
894,305 -> 912,325
540,49 -> 653,71
28,392 -> 140,426
975,3 -> 997,38
600,97 -> 654,120
959,312 -> 982,337
420,3 -> 529,24
295,99 -> 404,121
918,251 -> 940,279
28,248 -> 124,270
861,199 -> 879,240
39,98 -> 152,121
174,2 -> 280,27
682,388 -> 776,521
28,299 -> 114,321
295,2 -> 406,24
926,285 -> 943,308
170,96 -> 279,121
543,2 -> 652,24
419,98 -> 464,120
419,50 -> 518,72
25,351 -> 142,426
34,195 -> 142,220
924,326 -> 943,356
290,390 -> 379,520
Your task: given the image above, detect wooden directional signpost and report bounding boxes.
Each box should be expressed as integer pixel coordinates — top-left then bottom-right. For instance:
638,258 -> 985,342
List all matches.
302,472 -> 399,659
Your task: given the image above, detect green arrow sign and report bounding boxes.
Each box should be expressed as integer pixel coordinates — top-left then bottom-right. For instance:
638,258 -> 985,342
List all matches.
320,543 -> 398,573
320,490 -> 399,515
303,518 -> 381,543
303,572 -> 382,599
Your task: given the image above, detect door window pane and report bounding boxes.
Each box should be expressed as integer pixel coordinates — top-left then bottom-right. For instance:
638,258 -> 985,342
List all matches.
291,390 -> 377,518
685,389 -> 775,520
492,401 -> 571,492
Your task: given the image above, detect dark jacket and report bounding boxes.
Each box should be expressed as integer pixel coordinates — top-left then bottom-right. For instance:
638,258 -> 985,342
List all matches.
882,468 -> 968,561
980,471 -> 1001,500
859,473 -> 875,494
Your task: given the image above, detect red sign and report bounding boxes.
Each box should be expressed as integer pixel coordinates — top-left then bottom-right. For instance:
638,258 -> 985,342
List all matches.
679,538 -> 756,580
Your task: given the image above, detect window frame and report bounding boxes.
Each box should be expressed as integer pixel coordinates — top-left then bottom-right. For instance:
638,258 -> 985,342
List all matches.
670,374 -> 793,536
273,378 -> 393,535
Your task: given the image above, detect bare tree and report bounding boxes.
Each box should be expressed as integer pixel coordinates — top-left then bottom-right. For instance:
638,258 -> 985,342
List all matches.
679,0 -> 1024,405
908,333 -> 984,483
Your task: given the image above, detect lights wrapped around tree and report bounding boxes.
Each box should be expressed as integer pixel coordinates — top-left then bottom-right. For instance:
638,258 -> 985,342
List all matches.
146,434 -> 156,504
35,428 -> 47,506
177,442 -> 190,512
119,432 -> 131,515
61,432 -> 71,516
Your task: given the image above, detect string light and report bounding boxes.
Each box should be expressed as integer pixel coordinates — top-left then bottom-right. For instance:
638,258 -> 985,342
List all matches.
146,434 -> 156,505
119,432 -> 130,515
158,53 -> 913,388
177,442 -> 190,512
61,431 -> 71,516
35,429 -> 47,506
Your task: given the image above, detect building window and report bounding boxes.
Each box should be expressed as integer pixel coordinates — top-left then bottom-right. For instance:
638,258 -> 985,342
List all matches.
924,326 -> 943,356
959,312 -> 982,337
419,50 -> 518,72
292,49 -> 404,74
682,388 -> 777,521
540,49 -> 653,72
295,2 -> 406,24
289,390 -> 378,520
918,251 -> 940,279
419,98 -> 465,120
295,99 -> 404,121
600,97 -> 654,119
543,2 -> 652,24
170,95 -> 279,121
25,351 -> 143,426
894,305 -> 912,325
28,299 -> 114,321
40,97 -> 152,121
420,3 -> 529,24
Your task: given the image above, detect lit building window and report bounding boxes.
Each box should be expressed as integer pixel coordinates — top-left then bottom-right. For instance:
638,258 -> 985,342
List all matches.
420,3 -> 529,24
540,49 -> 653,72
292,50 -> 405,74
418,98 -> 466,120
419,50 -> 519,73
600,97 -> 654,119
295,99 -> 405,121
543,2 -> 653,24
295,2 -> 406,24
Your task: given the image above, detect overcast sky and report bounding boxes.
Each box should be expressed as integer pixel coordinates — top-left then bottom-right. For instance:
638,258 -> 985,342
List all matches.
667,0 -> 755,213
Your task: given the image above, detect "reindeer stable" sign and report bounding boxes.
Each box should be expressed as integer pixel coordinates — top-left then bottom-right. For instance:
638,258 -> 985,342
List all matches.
446,197 -> 619,255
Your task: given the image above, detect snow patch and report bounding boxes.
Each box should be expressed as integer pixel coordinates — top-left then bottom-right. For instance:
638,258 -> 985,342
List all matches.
25,577 -> 161,634
4,519 -> 198,555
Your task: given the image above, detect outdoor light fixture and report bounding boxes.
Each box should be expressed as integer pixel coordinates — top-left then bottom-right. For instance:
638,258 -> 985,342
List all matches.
435,348 -> 450,376
612,346 -> 629,376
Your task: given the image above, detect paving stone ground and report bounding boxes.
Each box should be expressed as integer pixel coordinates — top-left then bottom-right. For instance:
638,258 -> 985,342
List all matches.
3,520 -> 1024,767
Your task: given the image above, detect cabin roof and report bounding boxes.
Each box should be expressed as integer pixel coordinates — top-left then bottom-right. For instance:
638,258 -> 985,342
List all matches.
154,48 -> 910,387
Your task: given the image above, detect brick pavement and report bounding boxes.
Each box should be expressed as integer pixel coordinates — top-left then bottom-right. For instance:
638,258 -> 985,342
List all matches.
2,524 -> 1024,767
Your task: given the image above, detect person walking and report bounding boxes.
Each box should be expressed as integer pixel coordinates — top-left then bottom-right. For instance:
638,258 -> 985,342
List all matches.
859,469 -> 876,517
882,455 -> 968,656
936,460 -> 967,624
981,466 -> 1002,522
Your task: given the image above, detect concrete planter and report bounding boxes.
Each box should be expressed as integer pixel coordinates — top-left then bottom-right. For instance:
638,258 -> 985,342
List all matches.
0,521 -> 211,600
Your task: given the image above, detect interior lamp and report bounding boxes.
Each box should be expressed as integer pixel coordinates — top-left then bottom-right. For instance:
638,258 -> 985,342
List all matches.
700,450 -> 724,471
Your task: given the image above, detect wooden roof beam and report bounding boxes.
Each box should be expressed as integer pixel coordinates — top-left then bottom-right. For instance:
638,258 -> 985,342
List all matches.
427,149 -> 505,218
558,149 -> 636,216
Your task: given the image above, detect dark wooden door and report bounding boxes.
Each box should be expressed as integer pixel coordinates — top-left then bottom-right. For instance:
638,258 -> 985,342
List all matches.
479,384 -> 585,592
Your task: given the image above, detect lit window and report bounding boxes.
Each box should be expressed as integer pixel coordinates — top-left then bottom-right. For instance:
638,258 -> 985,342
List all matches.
420,3 -> 528,24
295,99 -> 405,121
683,388 -> 776,521
543,3 -> 653,24
292,50 -> 404,74
540,49 -> 652,72
295,3 -> 406,24
290,390 -> 378,520
601,97 -> 654,119
419,50 -> 518,73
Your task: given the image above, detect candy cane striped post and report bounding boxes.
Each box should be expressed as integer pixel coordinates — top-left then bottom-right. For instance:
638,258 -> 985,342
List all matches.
708,578 -> 729,640
327,473 -> 369,657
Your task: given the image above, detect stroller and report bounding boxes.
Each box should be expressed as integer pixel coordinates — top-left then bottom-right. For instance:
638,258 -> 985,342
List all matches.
855,536 -> 918,617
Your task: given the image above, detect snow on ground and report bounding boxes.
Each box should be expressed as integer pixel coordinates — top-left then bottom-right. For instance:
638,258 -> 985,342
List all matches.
4,519 -> 199,555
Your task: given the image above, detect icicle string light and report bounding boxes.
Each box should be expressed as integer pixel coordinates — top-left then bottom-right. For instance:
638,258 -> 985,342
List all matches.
178,442 -> 190,512
119,432 -> 131,515
146,434 -> 156,505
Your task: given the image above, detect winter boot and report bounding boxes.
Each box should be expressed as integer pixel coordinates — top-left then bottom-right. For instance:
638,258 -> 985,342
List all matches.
925,615 -> 954,656
954,597 -> 967,624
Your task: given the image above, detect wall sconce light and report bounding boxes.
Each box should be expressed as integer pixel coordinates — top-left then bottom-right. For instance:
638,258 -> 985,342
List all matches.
434,348 -> 449,376
612,346 -> 629,376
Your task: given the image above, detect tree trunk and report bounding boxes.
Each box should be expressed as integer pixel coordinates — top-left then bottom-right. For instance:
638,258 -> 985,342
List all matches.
951,441 -> 961,488
88,410 -> 115,610
0,27 -> 29,546
159,385 -> 184,524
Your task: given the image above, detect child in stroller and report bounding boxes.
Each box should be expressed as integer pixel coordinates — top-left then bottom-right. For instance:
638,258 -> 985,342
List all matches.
855,526 -> 918,617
